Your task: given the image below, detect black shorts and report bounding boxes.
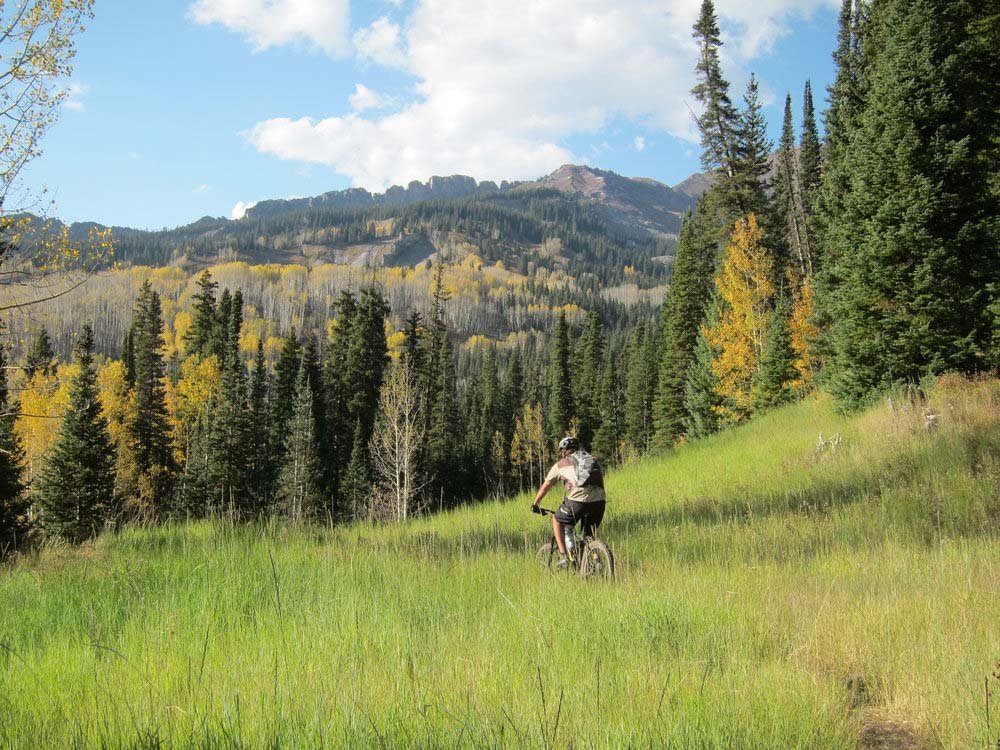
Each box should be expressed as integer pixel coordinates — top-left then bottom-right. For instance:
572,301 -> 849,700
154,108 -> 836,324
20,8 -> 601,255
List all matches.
554,500 -> 605,536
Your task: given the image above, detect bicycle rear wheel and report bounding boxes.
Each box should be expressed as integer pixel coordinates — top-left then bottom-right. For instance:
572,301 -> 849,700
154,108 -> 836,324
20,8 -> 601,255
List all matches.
580,539 -> 615,581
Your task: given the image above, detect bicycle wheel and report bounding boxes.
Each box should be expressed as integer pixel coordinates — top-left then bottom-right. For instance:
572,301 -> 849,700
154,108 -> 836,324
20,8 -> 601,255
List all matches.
536,541 -> 558,570
580,539 -> 615,581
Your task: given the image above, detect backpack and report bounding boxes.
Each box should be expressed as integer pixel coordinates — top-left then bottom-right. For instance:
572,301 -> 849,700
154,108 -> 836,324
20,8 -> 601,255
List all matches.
570,450 -> 604,489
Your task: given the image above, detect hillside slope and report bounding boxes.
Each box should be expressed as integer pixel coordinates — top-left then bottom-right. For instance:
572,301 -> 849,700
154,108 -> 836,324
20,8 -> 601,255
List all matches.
1,377 -> 997,748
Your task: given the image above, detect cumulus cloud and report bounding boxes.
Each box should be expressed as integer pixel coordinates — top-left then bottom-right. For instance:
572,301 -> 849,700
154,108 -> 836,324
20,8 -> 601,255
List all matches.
188,0 -> 350,57
230,199 -> 257,220
242,0 -> 837,190
349,83 -> 394,112
634,136 -> 646,152
62,82 -> 88,111
352,16 -> 406,68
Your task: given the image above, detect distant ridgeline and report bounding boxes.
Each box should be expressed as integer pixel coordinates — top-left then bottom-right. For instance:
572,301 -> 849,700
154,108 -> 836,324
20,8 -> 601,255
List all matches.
25,166 -> 700,291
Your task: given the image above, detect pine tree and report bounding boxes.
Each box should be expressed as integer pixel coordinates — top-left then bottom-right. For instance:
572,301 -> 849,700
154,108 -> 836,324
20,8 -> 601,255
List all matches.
183,270 -> 218,359
122,324 -> 136,387
574,309 -> 604,448
824,0 -> 1000,405
213,288 -> 233,362
129,280 -> 176,513
340,420 -> 371,522
34,325 -> 115,543
771,94 -> 809,284
653,203 -> 719,447
271,329 -> 301,462
276,366 -> 323,522
546,310 -> 573,441
325,292 -> 358,495
0,336 -> 30,559
623,324 -> 658,453
752,300 -> 798,411
246,340 -> 273,514
24,327 -> 55,378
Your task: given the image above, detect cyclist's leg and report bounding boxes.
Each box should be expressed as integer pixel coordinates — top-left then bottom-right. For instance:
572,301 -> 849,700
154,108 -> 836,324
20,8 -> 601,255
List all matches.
581,501 -> 606,538
551,514 -> 567,555
553,500 -> 582,555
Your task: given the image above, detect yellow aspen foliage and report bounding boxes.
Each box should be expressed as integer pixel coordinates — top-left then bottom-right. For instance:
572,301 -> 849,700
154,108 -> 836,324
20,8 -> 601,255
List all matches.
169,355 -> 222,458
789,278 -> 818,390
705,214 -> 775,424
16,365 -> 78,479
510,402 -> 546,489
97,361 -> 141,503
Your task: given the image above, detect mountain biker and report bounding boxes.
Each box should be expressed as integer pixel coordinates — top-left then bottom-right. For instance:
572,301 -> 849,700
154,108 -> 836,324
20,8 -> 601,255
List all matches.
531,436 -> 606,568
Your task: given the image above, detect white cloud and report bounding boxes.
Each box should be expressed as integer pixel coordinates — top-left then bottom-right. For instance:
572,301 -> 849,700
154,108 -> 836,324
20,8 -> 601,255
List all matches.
62,82 -> 88,111
634,136 -> 646,152
230,199 -> 258,220
193,183 -> 211,194
352,16 -> 406,68
128,150 -> 141,160
244,0 -> 838,190
349,83 -> 394,112
188,0 -> 350,57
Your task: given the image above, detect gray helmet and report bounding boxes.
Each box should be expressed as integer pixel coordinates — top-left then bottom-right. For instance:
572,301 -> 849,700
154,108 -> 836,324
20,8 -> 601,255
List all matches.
558,436 -> 579,452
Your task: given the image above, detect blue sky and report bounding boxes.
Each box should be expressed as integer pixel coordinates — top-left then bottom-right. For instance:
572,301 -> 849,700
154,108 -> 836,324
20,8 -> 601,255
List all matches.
22,0 -> 841,230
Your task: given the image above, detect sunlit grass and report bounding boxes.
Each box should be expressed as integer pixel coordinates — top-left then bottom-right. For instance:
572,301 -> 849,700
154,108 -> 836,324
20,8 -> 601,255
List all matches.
1,377 -> 997,748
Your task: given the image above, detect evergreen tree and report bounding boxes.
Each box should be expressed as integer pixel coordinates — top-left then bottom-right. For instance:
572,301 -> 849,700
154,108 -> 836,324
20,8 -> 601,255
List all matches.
752,300 -> 798,411
772,94 -> 808,283
824,0 -> 1000,405
344,287 -> 390,447
325,293 -> 358,495
653,205 -> 718,447
546,310 -> 573,441
623,324 -> 658,453
183,270 -> 218,359
213,288 -> 233,361
246,340 -> 273,514
0,337 -> 29,558
592,362 -> 623,465
129,280 -> 176,512
276,366 -> 323,522
122,324 -> 136,387
691,0 -> 739,183
799,80 -> 822,202
24,327 -> 55,378
34,325 -> 115,543
574,309 -> 605,448
340,420 -> 371,522
271,329 -> 301,461
733,73 -> 772,218
683,311 -> 723,440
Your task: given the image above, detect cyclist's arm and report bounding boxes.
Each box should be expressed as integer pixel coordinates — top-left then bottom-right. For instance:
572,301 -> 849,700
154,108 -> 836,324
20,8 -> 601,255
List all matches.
532,480 -> 555,508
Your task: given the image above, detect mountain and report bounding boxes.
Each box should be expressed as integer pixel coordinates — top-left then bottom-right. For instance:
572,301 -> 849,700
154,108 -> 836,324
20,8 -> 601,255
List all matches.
529,164 -> 696,238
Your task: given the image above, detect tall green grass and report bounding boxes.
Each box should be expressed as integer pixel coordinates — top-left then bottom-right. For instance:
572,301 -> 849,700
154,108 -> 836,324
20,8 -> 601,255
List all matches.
1,377 -> 997,748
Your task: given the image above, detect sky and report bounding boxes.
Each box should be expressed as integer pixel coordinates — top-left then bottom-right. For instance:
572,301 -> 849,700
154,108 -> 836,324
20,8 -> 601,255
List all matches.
21,0 -> 841,230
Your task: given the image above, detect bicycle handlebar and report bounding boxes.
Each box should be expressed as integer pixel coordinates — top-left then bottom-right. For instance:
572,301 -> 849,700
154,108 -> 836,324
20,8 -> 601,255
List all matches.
531,506 -> 555,517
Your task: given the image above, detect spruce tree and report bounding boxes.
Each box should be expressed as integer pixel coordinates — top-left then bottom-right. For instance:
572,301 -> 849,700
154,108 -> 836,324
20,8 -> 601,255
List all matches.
0,337 -> 30,558
799,80 -> 822,202
276,366 -> 323,522
122,324 -> 136,387
574,309 -> 604,448
824,0 -> 1000,405
752,300 -> 798,411
623,324 -> 657,454
545,310 -> 573,441
733,73 -> 772,219
592,362 -> 623,465
246,340 -> 273,514
129,280 -> 176,512
340,420 -> 371,522
772,94 -> 807,284
25,327 -> 55,378
213,288 -> 233,362
653,205 -> 717,447
34,325 -> 115,543
683,311 -> 723,440
325,292 -> 358,495
183,270 -> 218,359
691,0 -> 739,183
272,329 -> 301,461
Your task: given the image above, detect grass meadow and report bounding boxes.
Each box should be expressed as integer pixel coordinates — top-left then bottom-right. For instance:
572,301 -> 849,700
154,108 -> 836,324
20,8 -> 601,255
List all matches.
1,376 -> 997,748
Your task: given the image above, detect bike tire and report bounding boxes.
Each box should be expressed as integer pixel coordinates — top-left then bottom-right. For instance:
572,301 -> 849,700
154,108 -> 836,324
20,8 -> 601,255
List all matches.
536,541 -> 558,570
580,539 -> 615,581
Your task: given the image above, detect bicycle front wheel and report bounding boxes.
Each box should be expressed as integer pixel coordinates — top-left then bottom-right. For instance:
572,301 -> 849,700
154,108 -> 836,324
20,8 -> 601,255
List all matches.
536,541 -> 558,570
580,539 -> 615,581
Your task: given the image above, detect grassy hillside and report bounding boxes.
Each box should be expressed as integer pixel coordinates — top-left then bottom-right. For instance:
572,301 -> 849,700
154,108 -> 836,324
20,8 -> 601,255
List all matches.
1,376 -> 997,748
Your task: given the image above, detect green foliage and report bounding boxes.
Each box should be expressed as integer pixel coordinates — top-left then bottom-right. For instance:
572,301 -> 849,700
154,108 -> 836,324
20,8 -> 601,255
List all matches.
183,270 -> 218,359
752,301 -> 798,411
545,310 -> 573,441
821,0 -> 1000,406
623,323 -> 658,453
691,0 -> 739,177
276,366 -> 324,522
799,80 -> 822,202
573,309 -> 605,448
0,337 -> 29,558
33,325 -> 115,543
733,74 -> 772,219
129,280 -> 176,512
24,327 -> 55,378
683,312 -> 722,440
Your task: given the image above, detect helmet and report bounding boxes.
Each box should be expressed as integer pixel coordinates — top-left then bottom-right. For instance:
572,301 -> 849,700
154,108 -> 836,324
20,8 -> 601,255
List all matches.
558,436 -> 579,452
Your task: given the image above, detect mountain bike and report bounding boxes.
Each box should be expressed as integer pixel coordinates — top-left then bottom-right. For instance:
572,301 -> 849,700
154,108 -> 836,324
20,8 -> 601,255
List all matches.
532,506 -> 615,581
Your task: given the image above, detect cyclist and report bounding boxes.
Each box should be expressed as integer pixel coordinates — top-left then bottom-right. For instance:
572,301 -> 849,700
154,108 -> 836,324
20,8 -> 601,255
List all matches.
531,436 -> 606,568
